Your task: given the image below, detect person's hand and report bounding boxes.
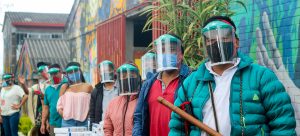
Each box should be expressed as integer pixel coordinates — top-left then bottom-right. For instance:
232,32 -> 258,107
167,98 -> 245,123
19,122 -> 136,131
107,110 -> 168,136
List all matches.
0,116 -> 2,123
18,75 -> 26,85
40,124 -> 46,134
256,12 -> 300,95
58,109 -> 63,117
11,104 -> 21,110
34,90 -> 42,95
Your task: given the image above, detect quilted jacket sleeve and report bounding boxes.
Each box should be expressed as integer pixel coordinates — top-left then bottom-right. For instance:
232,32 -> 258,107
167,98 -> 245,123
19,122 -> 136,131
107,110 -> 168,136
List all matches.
260,69 -> 296,135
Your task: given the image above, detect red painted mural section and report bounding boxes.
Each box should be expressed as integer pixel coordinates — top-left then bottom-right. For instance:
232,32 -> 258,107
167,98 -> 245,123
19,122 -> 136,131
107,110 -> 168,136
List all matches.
97,14 -> 126,68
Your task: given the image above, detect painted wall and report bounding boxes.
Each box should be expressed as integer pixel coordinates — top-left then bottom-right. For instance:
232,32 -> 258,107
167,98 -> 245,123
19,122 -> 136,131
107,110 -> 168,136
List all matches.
68,0 -> 145,85
15,42 -> 33,80
231,0 -> 300,132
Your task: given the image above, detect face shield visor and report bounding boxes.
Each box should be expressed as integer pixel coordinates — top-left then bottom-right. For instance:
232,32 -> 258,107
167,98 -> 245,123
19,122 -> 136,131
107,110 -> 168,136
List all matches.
117,64 -> 141,96
99,60 -> 115,83
38,65 -> 50,80
48,68 -> 62,85
2,75 -> 13,87
202,21 -> 237,66
155,34 -> 182,72
66,66 -> 81,85
141,52 -> 157,80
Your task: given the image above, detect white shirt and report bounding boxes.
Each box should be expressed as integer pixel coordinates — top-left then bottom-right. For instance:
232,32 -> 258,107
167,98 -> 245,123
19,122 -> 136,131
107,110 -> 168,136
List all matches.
0,85 -> 25,116
201,58 -> 240,136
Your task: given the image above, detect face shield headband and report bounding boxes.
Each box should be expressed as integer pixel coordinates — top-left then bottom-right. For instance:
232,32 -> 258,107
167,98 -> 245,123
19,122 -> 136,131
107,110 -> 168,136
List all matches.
202,20 -> 237,66
155,34 -> 182,72
66,66 -> 81,85
117,64 -> 141,96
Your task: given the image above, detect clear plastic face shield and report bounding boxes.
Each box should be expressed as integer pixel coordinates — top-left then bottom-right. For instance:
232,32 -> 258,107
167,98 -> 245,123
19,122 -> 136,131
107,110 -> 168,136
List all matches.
141,52 -> 157,80
38,65 -> 50,80
2,75 -> 13,87
202,21 -> 237,66
99,61 -> 115,83
66,66 -> 81,85
48,68 -> 62,85
155,34 -> 182,72
117,64 -> 141,96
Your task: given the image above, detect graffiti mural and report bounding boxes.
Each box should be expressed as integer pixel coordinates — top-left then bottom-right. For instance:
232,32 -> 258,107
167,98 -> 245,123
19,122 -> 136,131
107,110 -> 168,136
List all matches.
231,0 -> 300,132
69,0 -> 145,85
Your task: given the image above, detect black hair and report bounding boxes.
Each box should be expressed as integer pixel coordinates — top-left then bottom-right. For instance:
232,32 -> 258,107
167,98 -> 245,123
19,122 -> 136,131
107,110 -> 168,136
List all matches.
203,16 -> 239,40
49,63 -> 61,69
79,69 -> 86,83
66,62 -> 81,69
203,16 -> 236,30
65,67 -> 86,84
167,33 -> 184,54
65,61 -> 84,82
37,62 -> 50,68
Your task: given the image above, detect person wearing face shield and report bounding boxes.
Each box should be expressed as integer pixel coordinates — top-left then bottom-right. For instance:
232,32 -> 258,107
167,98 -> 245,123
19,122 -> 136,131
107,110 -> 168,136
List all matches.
56,62 -> 93,127
41,64 -> 65,136
133,34 -> 191,136
103,63 -> 141,136
141,51 -> 157,82
169,16 -> 296,136
0,73 -> 28,136
89,60 -> 118,129
18,62 -> 51,136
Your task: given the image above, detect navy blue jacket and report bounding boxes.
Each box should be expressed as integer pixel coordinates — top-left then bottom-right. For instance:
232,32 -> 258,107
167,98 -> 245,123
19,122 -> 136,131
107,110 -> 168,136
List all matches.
133,64 -> 191,136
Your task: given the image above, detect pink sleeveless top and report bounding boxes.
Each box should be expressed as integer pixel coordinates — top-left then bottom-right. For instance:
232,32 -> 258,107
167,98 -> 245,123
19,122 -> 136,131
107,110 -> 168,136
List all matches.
57,91 -> 91,121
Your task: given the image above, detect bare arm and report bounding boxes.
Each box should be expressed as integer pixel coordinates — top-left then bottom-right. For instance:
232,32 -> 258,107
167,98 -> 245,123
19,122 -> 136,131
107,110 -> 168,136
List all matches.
59,84 -> 68,96
18,76 -> 29,95
40,105 -> 49,134
20,95 -> 28,106
87,84 -> 93,93
42,105 -> 49,127
12,95 -> 28,110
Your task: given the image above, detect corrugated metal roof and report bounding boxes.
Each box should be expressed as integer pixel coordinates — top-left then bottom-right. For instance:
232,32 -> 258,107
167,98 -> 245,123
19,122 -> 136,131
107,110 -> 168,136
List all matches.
25,38 -> 70,69
6,12 -> 68,24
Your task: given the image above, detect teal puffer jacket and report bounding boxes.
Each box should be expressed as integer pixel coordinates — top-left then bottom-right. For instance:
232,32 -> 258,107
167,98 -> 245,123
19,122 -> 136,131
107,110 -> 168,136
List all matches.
169,53 -> 296,136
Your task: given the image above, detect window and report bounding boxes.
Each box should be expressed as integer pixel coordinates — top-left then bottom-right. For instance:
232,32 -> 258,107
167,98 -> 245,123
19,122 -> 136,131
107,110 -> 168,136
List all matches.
28,33 -> 39,39
51,34 -> 63,39
40,34 -> 51,39
16,33 -> 28,45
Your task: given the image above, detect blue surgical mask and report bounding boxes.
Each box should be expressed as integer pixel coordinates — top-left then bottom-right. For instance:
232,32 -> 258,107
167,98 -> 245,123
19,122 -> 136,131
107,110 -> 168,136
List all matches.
68,71 -> 81,84
2,81 -> 8,87
157,54 -> 178,68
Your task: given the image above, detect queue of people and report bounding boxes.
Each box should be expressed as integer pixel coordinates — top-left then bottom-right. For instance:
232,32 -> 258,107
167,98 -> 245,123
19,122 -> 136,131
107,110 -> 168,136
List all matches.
0,15 -> 297,136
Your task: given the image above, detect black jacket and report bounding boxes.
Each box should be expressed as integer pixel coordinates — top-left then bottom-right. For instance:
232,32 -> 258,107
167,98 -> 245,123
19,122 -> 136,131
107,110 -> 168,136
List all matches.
89,83 -> 104,127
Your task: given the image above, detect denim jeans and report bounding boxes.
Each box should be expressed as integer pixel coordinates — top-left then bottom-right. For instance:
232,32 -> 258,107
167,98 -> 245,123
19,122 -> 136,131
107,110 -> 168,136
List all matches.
2,112 -> 20,136
61,119 -> 88,127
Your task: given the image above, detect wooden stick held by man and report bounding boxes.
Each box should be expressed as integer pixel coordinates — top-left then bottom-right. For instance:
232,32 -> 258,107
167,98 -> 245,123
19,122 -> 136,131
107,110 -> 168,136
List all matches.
157,96 -> 222,136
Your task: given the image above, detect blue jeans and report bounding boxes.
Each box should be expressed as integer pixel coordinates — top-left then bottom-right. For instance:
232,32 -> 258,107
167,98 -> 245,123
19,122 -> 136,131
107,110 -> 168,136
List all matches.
61,119 -> 87,127
2,112 -> 20,136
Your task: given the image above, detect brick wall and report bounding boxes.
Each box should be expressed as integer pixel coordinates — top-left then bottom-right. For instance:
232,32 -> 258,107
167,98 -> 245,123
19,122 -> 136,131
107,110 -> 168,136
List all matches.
231,0 -> 300,133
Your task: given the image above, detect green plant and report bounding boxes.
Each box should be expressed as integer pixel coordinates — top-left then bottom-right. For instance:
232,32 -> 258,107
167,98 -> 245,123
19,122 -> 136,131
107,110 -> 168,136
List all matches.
18,114 -> 33,135
142,0 -> 246,68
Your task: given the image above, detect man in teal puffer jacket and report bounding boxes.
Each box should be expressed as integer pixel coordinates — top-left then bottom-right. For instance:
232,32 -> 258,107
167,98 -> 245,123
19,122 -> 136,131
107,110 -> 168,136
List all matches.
169,16 -> 296,136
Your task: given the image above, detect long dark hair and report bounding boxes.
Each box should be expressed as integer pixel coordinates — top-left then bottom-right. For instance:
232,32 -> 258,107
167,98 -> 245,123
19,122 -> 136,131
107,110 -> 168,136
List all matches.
79,69 -> 86,83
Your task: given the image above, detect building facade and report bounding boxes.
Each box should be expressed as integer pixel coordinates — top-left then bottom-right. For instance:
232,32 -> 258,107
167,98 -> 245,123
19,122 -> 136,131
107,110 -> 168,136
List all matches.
65,0 -> 151,85
2,12 -> 68,73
